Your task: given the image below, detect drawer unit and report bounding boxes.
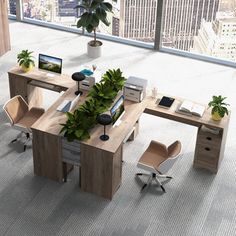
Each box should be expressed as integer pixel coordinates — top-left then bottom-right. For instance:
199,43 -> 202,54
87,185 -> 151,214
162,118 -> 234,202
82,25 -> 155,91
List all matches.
194,125 -> 222,172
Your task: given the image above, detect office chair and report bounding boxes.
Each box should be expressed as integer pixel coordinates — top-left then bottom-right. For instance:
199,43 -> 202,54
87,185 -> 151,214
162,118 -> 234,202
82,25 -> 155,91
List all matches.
136,140 -> 182,193
3,95 -> 45,151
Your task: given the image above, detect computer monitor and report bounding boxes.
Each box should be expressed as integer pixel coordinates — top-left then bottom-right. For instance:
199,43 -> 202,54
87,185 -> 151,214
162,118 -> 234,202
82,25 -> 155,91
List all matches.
110,95 -> 125,126
38,54 -> 62,76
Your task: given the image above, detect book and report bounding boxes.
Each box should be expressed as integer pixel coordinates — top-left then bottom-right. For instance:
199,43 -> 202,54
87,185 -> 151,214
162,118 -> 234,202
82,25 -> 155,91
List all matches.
178,100 -> 205,117
157,96 -> 175,108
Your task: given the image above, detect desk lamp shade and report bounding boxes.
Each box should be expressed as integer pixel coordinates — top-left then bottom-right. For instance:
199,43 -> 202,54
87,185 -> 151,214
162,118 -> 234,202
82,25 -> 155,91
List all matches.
72,72 -> 85,95
97,114 -> 112,141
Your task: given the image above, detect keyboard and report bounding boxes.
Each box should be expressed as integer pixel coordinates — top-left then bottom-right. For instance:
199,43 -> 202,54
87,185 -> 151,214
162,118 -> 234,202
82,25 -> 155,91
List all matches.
57,100 -> 72,112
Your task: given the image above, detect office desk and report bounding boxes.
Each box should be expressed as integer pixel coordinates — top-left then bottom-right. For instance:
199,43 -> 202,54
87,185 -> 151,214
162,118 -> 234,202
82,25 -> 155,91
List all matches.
8,66 -> 230,200
8,66 -> 75,108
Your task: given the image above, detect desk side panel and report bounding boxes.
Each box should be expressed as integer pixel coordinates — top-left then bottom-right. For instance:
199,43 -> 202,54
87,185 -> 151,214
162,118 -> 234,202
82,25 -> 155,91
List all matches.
32,130 -> 63,182
80,144 -> 122,200
8,75 -> 43,108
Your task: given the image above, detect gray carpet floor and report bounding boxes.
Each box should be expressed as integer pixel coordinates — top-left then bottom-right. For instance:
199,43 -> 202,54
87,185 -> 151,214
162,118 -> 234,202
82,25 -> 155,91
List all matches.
0,21 -> 235,236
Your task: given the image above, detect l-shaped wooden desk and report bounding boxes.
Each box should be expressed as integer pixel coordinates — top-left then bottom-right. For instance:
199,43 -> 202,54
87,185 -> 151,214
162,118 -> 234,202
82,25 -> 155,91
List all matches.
8,66 -> 230,200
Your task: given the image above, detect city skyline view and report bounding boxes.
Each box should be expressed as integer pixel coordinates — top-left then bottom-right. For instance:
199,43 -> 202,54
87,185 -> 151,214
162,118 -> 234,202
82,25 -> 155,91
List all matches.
7,0 -> 236,62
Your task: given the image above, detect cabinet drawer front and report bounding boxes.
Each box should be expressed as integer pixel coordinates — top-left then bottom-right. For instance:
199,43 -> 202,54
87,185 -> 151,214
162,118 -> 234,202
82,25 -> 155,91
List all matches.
197,133 -> 221,146
195,145 -> 220,164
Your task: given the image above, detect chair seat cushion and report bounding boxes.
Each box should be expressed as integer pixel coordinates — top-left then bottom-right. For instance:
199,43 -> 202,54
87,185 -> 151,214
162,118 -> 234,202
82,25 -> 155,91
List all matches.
17,107 -> 45,128
138,150 -> 166,170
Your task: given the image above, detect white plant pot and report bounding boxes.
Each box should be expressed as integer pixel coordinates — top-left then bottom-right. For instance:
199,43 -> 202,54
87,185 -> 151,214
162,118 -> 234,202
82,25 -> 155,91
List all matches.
87,40 -> 102,58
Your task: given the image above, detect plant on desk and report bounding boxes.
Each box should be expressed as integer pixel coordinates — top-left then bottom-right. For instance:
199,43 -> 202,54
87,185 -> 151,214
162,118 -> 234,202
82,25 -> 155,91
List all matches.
17,49 -> 35,73
60,68 -> 125,141
208,95 -> 229,121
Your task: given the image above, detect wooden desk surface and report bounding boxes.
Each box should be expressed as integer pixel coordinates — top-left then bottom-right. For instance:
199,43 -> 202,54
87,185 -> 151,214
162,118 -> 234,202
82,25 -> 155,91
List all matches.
31,85 -> 148,153
31,87 -> 230,153
145,94 -> 229,130
8,66 -> 75,90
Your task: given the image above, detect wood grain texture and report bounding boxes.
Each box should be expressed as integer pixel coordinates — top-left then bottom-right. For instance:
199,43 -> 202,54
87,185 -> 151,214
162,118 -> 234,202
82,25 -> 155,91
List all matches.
8,66 -> 75,91
80,143 -> 123,199
145,95 -> 229,130
8,66 -> 231,198
9,76 -> 43,108
32,129 -> 64,182
0,0 -> 10,56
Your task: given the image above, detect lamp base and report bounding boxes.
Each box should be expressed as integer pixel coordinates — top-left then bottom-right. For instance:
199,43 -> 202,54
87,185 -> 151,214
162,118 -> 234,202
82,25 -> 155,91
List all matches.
75,90 -> 83,96
100,134 -> 109,141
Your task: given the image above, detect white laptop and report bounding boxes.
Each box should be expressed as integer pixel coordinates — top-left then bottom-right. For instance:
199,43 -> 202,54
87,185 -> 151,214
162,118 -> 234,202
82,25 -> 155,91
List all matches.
57,94 -> 80,112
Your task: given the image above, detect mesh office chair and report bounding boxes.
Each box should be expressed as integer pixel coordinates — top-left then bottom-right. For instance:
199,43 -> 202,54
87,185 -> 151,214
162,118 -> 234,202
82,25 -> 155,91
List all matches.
3,95 -> 45,151
136,140 -> 182,193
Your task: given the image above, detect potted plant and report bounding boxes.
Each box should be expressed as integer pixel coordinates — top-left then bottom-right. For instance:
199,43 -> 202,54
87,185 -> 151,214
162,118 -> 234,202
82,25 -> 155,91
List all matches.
208,95 -> 229,121
60,68 -> 125,141
75,0 -> 116,58
17,49 -> 35,72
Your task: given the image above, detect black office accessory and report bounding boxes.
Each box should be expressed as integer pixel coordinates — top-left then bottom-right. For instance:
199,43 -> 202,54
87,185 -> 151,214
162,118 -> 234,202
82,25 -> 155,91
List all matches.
158,96 -> 175,108
97,114 -> 112,141
72,72 -> 86,95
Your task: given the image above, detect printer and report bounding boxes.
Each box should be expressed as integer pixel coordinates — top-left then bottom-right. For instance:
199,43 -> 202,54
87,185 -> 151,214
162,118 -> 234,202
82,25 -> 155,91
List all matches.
124,76 -> 148,102
79,68 -> 101,91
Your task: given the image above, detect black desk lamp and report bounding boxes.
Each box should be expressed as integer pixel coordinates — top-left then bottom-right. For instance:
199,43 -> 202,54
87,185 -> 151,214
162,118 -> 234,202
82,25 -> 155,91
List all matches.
72,72 -> 85,95
97,114 -> 112,141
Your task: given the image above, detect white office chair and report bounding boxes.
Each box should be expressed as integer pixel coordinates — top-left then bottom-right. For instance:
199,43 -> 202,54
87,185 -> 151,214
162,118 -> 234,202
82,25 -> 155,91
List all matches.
136,140 -> 182,193
3,95 -> 45,151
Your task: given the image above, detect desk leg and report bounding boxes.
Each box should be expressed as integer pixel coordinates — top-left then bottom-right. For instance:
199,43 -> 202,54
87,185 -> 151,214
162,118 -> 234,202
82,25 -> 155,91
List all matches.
80,144 -> 123,200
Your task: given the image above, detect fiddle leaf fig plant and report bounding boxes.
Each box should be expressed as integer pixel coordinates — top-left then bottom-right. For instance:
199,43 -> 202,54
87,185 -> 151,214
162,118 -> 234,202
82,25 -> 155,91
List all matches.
60,68 -> 126,141
75,0 -> 117,46
208,95 -> 229,119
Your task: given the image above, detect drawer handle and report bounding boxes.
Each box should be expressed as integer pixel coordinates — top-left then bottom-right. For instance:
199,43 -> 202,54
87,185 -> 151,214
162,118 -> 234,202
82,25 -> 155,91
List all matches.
205,147 -> 210,151
206,137 -> 212,141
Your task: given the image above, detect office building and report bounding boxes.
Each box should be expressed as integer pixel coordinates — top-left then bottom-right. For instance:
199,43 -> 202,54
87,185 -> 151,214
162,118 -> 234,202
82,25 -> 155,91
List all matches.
58,0 -> 77,17
191,11 -> 236,61
118,0 -> 220,50
162,0 -> 220,50
119,0 -> 157,42
9,0 -> 16,15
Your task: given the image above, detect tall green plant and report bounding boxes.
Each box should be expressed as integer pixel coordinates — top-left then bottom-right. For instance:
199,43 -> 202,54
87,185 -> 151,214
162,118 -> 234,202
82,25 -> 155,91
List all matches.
208,95 -> 229,118
60,68 -> 126,141
75,0 -> 116,46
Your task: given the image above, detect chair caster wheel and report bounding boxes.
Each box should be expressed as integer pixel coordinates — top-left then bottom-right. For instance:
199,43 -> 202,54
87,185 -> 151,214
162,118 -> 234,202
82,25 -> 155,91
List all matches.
160,185 -> 166,193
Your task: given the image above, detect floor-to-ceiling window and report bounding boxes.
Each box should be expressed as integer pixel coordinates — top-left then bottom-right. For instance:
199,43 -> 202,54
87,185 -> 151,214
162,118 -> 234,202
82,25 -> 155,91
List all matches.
22,0 -> 78,28
8,0 -> 236,65
161,0 -> 236,63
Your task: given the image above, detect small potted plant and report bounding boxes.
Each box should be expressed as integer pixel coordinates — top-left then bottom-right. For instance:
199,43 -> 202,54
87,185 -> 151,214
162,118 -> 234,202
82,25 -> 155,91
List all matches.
75,0 -> 116,58
17,49 -> 35,72
208,95 -> 229,121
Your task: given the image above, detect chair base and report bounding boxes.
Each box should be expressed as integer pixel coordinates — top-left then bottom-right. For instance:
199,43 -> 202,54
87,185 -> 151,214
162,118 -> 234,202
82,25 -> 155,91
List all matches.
10,131 -> 31,152
136,172 -> 172,193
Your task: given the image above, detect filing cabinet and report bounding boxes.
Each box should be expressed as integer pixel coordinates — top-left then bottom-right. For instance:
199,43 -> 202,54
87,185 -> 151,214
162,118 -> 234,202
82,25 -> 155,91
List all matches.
194,125 -> 222,173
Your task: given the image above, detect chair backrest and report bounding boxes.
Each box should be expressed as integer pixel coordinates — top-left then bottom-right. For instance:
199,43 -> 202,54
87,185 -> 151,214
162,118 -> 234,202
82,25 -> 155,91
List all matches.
158,141 -> 182,173
3,95 -> 29,125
